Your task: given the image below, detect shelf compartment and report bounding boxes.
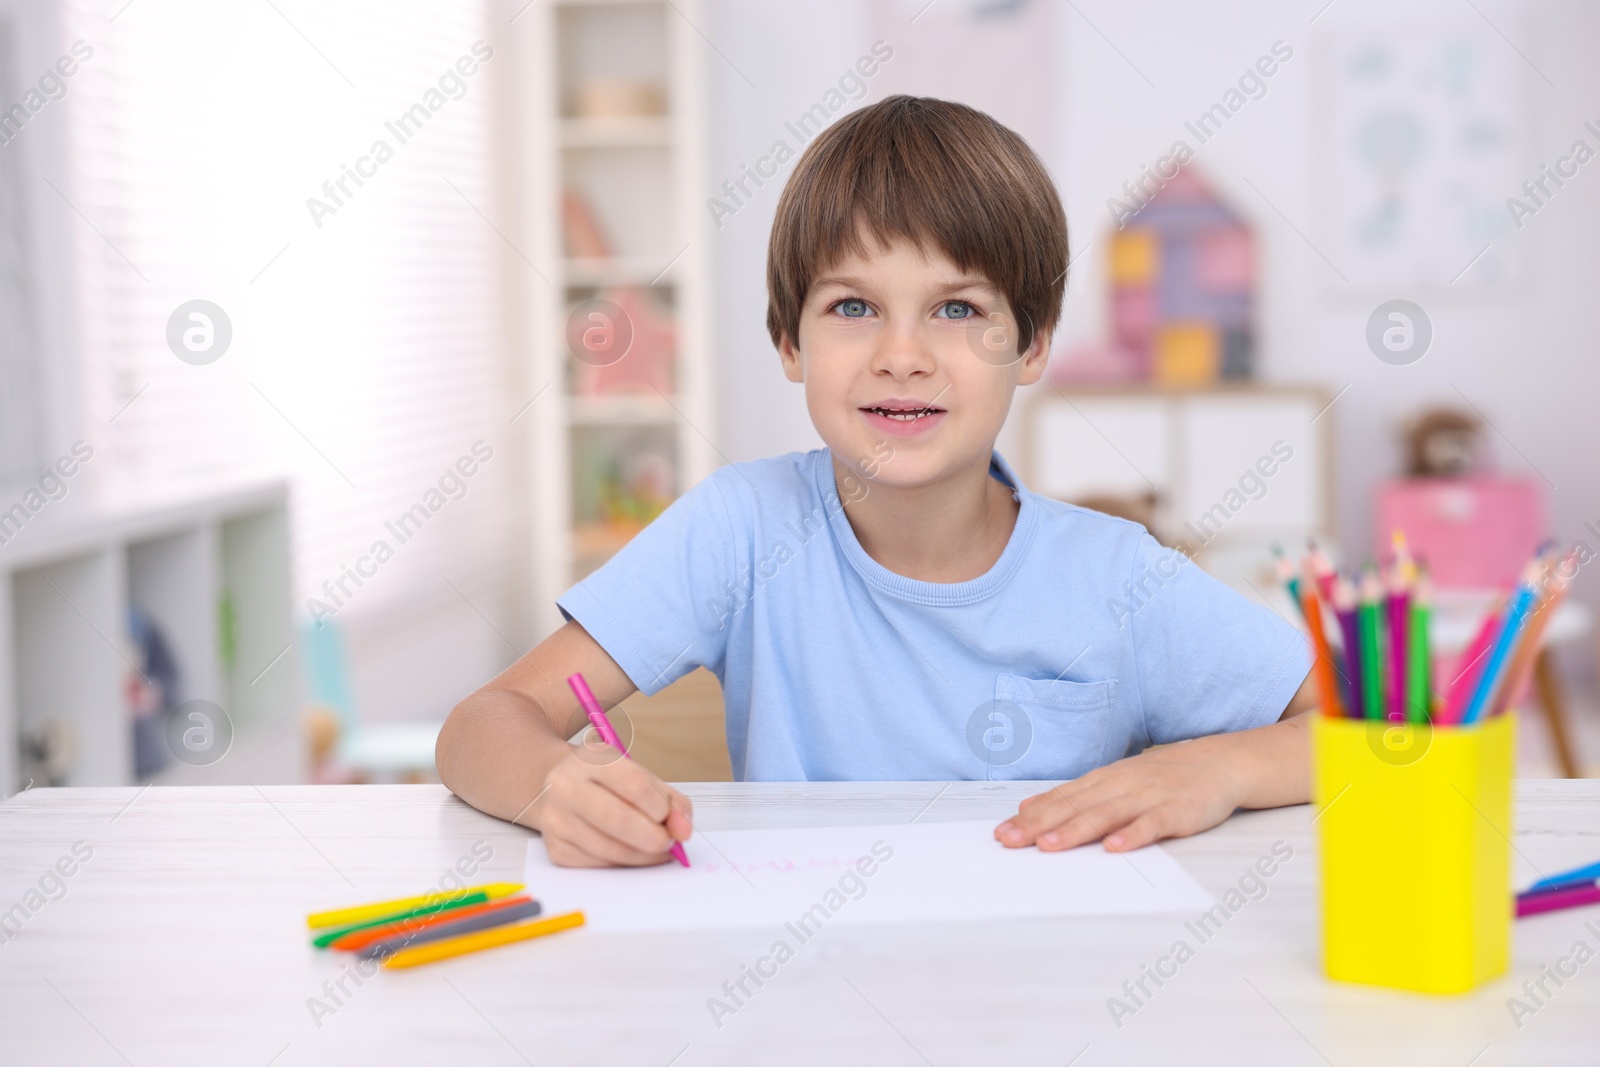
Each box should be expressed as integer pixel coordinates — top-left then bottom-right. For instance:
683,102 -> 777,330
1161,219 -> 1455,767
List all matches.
564,256 -> 680,287
560,116 -> 671,148
10,550 -> 127,786
570,423 -> 678,581
568,394 -> 681,426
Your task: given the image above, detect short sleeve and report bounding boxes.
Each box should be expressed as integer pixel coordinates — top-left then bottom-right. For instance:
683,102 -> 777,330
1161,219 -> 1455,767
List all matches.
1125,534 -> 1312,745
557,469 -> 743,695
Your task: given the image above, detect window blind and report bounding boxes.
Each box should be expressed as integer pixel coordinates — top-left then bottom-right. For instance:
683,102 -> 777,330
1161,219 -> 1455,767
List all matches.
60,0 -> 511,625
0,13 -> 44,488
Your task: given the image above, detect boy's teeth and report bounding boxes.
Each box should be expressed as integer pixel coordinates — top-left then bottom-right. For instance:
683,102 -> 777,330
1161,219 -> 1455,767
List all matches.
870,407 -> 935,420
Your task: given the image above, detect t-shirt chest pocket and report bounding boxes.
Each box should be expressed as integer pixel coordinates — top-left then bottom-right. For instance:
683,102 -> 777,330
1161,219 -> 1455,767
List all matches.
976,673 -> 1118,781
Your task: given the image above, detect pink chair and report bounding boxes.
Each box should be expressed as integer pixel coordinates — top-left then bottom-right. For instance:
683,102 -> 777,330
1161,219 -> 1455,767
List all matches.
1376,478 -> 1544,590
1377,477 -> 1586,776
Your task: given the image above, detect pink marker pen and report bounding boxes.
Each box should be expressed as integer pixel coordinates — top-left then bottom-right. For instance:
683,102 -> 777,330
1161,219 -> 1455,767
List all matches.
567,672 -> 690,867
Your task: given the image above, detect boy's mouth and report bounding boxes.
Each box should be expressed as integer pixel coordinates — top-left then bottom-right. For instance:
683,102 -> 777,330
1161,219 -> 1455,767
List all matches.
859,398 -> 948,438
859,400 -> 945,422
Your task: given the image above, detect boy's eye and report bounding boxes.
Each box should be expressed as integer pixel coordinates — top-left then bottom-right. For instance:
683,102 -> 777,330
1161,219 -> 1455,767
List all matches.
938,300 -> 978,320
832,298 -> 871,318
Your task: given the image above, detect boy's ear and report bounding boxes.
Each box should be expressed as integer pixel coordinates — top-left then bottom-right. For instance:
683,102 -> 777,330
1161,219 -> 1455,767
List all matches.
777,333 -> 805,383
1016,328 -> 1053,386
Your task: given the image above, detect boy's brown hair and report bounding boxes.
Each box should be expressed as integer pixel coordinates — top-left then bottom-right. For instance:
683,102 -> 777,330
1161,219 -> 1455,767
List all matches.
765,94 -> 1068,355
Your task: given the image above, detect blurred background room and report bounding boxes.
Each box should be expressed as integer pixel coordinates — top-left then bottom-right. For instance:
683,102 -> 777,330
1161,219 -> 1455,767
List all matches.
0,0 -> 1596,791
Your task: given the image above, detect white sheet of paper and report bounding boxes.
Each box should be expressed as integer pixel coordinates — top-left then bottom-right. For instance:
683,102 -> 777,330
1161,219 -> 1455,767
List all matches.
523,820 -> 1214,932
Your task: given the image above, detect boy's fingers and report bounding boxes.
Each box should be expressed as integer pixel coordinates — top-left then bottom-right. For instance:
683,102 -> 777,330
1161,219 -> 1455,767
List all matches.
1003,790 -> 1144,850
1103,809 -> 1172,852
543,834 -> 610,868
1035,796 -> 1141,851
592,759 -> 672,823
663,785 -> 694,828
665,803 -> 694,842
999,782 -> 1124,844
543,793 -> 670,865
578,781 -> 677,856
568,809 -> 675,866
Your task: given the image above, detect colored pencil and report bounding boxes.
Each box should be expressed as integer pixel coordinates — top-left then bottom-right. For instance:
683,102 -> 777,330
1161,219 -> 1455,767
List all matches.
1332,576 -> 1365,719
1273,546 -> 1305,623
329,894 -> 536,952
312,892 -> 492,948
360,899 -> 545,959
1492,552 -> 1571,718
1461,559 -> 1542,725
1385,561 -> 1410,724
1441,598 -> 1506,725
1516,882 -> 1600,919
381,910 -> 586,969
1357,568 -> 1385,722
306,883 -> 523,930
1305,538 -> 1337,602
1406,569 -> 1433,724
1299,584 -> 1345,719
568,672 -> 690,867
1528,859 -> 1600,894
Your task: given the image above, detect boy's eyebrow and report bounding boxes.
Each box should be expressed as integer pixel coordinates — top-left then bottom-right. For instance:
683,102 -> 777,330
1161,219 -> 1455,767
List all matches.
811,273 -> 871,291
810,273 -> 1002,296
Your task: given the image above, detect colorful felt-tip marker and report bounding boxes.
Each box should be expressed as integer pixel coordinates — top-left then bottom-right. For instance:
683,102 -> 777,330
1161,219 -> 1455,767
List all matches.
1527,859 -> 1600,895
381,910 -> 586,969
312,892 -> 494,948
1516,883 -> 1600,919
330,894 -> 537,952
360,898 -> 544,959
568,672 -> 690,868
306,883 -> 524,932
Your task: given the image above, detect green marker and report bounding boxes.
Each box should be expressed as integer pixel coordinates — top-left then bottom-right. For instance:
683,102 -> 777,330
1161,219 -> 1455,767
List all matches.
311,891 -> 489,948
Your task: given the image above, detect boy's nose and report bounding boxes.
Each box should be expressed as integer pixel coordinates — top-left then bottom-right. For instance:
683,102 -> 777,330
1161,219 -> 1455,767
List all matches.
869,322 -> 937,378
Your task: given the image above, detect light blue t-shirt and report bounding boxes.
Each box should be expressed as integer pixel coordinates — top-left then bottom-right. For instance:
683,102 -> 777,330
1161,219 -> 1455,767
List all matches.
558,449 -> 1311,782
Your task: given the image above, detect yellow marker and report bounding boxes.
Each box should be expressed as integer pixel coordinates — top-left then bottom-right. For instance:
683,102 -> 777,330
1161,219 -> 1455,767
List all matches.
306,883 -> 524,930
382,910 -> 585,969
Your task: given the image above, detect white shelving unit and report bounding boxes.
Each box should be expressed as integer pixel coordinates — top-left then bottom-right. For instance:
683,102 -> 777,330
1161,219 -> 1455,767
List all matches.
0,481 -> 298,792
513,0 -> 716,635
1024,383 -> 1334,595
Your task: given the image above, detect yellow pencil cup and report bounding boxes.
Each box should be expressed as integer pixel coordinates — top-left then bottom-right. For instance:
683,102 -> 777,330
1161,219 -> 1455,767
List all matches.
1312,713 -> 1514,994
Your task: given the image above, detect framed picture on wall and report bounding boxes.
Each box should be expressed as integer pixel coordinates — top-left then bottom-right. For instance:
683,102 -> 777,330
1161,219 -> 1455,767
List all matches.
1315,19 -> 1529,295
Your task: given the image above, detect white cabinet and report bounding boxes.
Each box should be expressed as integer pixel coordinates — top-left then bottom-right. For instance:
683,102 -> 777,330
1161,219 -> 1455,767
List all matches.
0,482 -> 297,791
1025,385 -> 1334,591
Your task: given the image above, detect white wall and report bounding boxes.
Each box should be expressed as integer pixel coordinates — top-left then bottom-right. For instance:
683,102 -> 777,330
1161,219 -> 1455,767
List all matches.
706,0 -> 1600,631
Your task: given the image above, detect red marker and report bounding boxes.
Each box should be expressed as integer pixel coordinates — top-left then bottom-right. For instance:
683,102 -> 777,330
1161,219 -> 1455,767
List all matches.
567,672 -> 690,867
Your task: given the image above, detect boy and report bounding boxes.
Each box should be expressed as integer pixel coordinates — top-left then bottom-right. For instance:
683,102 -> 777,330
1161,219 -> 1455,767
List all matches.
436,95 -> 1317,867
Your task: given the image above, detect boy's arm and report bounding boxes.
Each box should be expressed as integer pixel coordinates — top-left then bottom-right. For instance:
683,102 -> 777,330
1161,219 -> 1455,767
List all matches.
435,620 -> 694,866
995,668 -> 1318,853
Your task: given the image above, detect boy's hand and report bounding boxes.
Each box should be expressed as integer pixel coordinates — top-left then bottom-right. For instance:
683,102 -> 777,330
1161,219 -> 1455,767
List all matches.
995,739 -> 1244,853
531,748 -> 694,867
997,679 -> 1317,852
993,695 -> 1315,853
992,739 -> 1241,857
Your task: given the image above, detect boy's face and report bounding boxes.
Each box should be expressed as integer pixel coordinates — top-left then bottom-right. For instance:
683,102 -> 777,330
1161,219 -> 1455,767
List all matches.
778,235 -> 1049,491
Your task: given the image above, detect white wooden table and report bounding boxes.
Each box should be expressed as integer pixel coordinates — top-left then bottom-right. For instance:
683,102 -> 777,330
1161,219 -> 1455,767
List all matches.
2,782 -> 1597,1066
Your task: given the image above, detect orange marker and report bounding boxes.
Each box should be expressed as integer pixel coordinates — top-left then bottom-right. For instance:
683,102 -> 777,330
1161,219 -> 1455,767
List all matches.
328,894 -> 536,953
381,910 -> 586,969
